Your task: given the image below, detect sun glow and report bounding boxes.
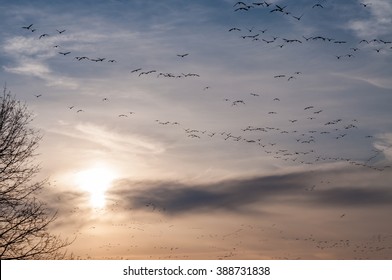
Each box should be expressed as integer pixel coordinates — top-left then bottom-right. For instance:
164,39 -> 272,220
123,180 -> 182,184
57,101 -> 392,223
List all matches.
74,163 -> 117,208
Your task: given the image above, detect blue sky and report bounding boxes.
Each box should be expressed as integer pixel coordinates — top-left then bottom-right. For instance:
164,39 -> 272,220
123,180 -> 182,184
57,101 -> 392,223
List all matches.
1,0 -> 392,259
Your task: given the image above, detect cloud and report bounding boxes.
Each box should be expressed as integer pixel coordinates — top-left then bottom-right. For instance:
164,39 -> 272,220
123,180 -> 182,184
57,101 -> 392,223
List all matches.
108,167 -> 392,216
313,187 -> 392,207
347,0 -> 392,37
374,133 -> 392,161
2,35 -> 79,89
4,59 -> 51,77
47,122 -> 166,155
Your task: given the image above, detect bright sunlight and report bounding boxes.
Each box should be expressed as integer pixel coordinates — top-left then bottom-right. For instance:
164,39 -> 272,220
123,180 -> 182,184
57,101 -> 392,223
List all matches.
74,163 -> 117,208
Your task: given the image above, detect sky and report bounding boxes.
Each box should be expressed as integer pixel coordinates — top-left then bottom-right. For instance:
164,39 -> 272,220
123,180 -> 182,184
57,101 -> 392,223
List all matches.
1,0 -> 392,259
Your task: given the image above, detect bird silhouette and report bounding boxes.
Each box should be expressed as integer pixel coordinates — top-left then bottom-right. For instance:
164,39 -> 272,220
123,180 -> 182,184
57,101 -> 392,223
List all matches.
91,57 -> 105,62
22,24 -> 34,30
287,76 -> 296,81
39,34 -> 49,39
75,56 -> 89,61
59,51 -> 71,55
177,53 -> 189,58
263,39 -> 275,43
292,13 -> 304,20
360,3 -> 371,7
233,1 -> 247,7
235,7 -> 249,11
56,29 -> 66,34
131,68 -> 142,73
312,4 -> 324,8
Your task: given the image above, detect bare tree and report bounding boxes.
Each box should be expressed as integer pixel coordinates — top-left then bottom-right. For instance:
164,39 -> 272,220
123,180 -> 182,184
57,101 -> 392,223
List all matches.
0,86 -> 71,259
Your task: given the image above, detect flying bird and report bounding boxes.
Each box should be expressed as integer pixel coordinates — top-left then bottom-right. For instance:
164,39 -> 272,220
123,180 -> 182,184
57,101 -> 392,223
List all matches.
235,7 -> 249,11
177,53 -> 189,58
270,4 -> 287,13
312,4 -> 324,8
75,56 -> 89,61
90,58 -> 106,62
34,94 -> 42,98
56,29 -> 66,34
229,27 -> 241,32
139,70 -> 156,76
263,39 -> 275,43
22,24 -> 33,30
58,51 -> 71,55
131,68 -> 142,73
232,100 -> 245,106
292,13 -> 304,20
287,76 -> 296,81
360,3 -> 371,7
233,1 -> 247,6
39,34 -> 49,39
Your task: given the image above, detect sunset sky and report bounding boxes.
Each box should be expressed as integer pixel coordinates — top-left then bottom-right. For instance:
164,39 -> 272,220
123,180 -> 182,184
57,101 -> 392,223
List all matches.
1,0 -> 392,259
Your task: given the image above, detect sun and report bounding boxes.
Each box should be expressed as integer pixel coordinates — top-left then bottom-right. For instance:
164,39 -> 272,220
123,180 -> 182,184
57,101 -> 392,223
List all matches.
74,163 -> 117,208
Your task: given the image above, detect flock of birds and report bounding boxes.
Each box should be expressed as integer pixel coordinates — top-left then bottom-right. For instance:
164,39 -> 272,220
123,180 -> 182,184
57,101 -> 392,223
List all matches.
14,0 -> 392,260
229,1 -> 392,59
233,1 -> 374,15
153,99 -> 391,172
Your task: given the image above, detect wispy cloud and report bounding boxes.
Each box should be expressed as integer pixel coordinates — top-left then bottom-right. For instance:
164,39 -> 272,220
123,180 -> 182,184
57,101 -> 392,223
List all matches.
374,133 -> 392,161
47,122 -> 165,155
348,0 -> 392,38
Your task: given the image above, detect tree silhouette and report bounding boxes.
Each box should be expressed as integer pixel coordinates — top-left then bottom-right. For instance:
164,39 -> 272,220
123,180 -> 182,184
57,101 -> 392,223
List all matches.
0,87 -> 71,259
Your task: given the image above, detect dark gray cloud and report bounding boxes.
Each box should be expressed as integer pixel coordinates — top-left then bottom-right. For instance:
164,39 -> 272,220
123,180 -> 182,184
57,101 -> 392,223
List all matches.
313,187 -> 392,207
108,168 -> 392,215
